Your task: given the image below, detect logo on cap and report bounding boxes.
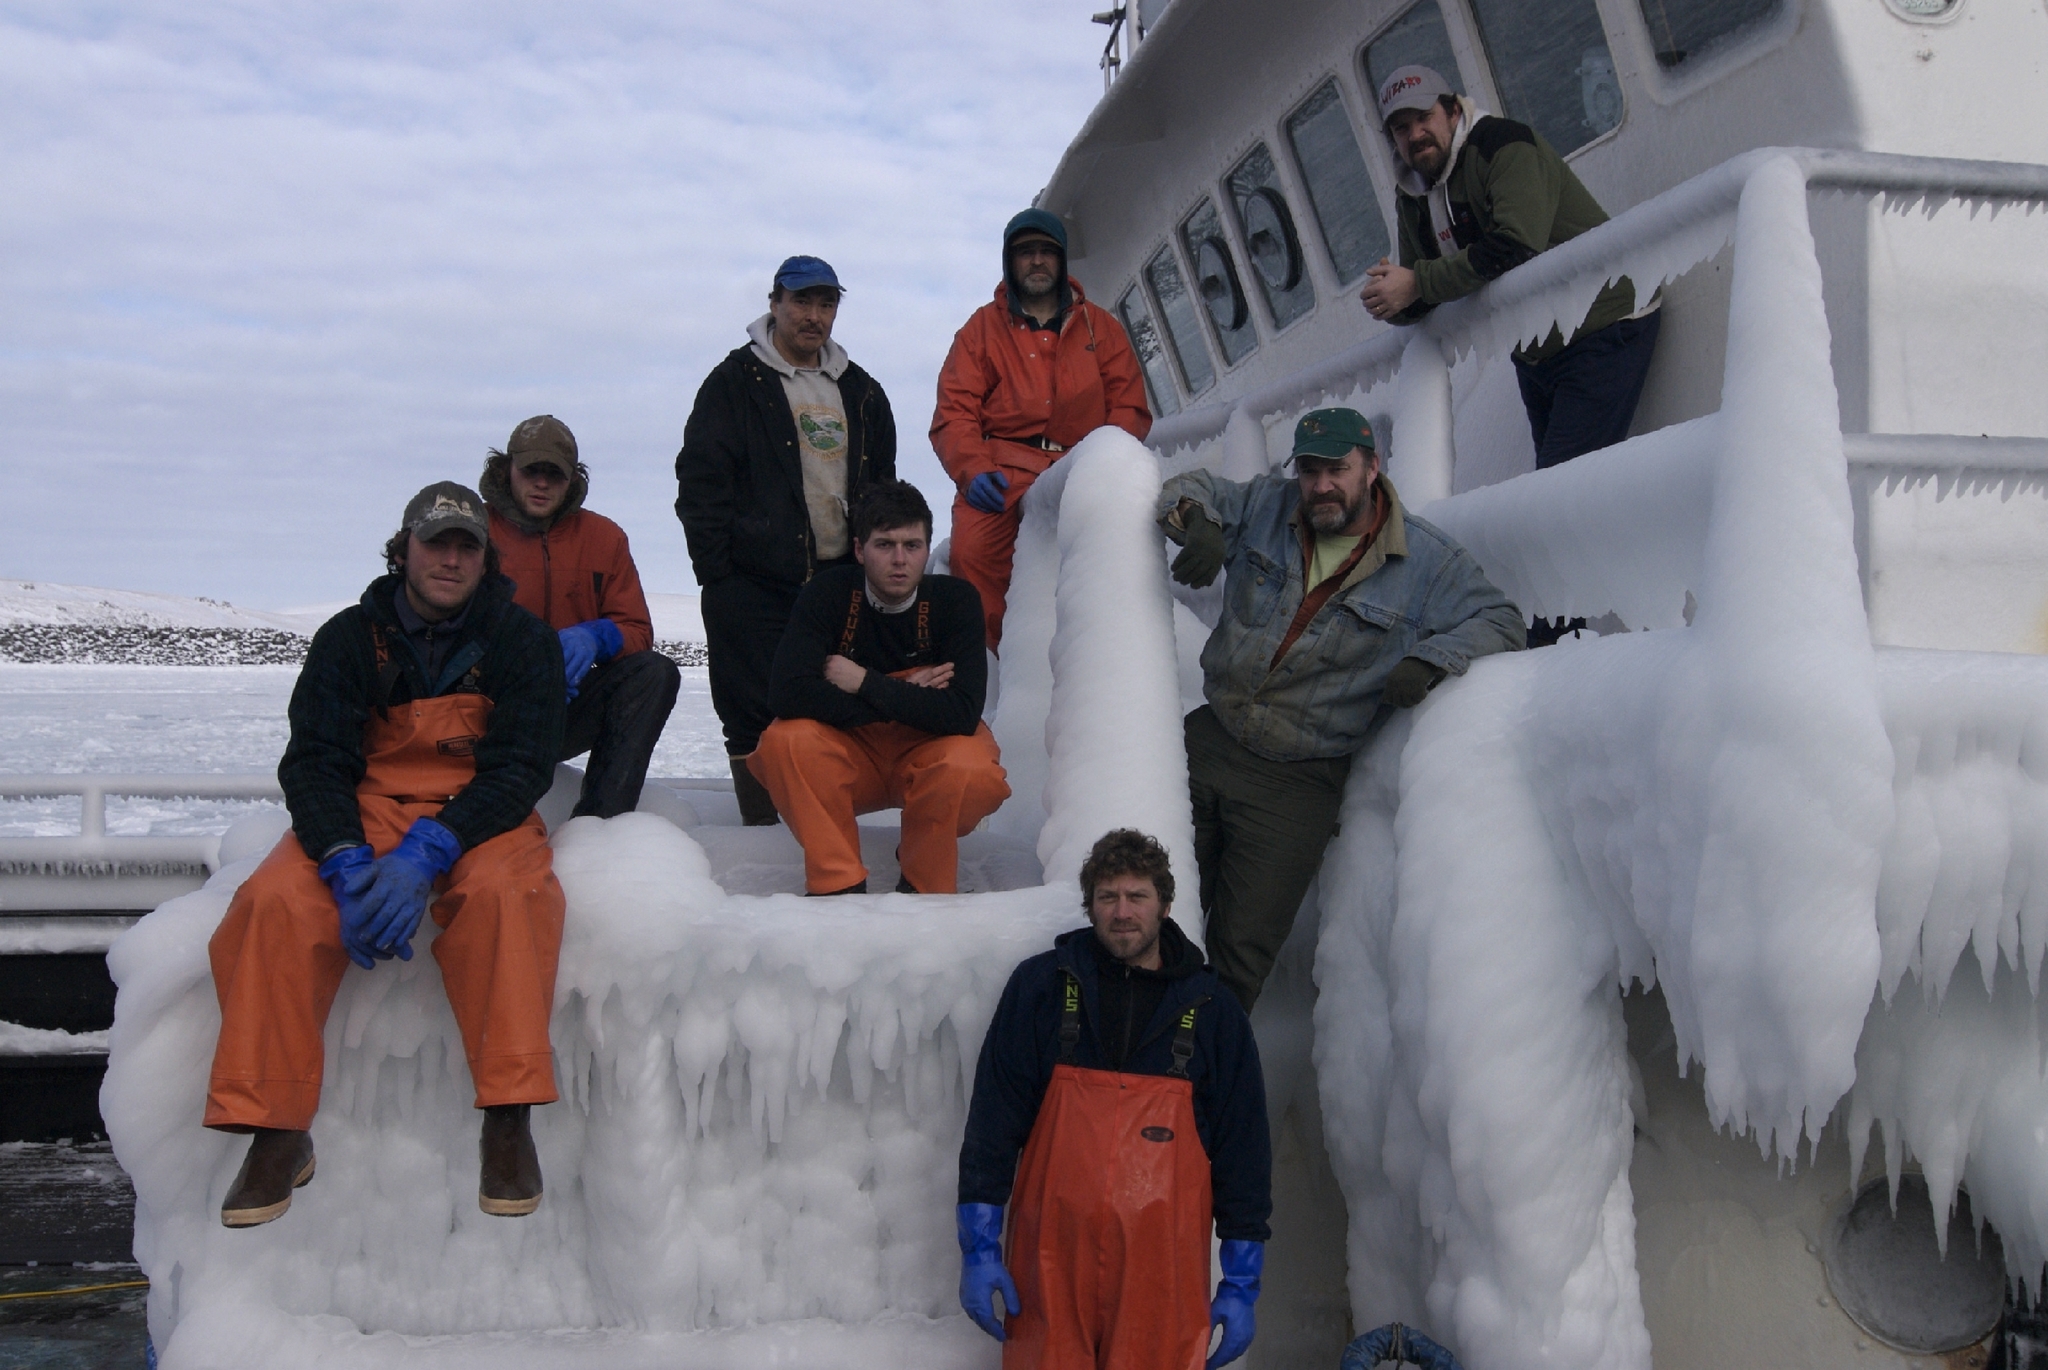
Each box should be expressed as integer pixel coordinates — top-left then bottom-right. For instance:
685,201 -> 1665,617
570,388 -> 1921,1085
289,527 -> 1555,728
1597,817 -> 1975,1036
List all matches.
427,494 -> 475,520
1382,74 -> 1423,104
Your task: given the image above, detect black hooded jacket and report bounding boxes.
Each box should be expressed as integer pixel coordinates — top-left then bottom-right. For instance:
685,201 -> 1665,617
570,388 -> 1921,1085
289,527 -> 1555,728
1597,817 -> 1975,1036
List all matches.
674,346 -> 896,588
958,917 -> 1273,1241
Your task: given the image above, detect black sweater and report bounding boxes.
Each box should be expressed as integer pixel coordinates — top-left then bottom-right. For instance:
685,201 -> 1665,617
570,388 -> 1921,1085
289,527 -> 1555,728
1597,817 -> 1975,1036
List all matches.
767,565 -> 986,736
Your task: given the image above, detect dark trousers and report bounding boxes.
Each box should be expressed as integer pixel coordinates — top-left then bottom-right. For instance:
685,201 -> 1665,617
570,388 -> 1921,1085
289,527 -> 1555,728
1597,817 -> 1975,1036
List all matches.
1514,310 -> 1661,470
1185,705 -> 1351,1013
561,649 -> 681,818
701,572 -> 803,759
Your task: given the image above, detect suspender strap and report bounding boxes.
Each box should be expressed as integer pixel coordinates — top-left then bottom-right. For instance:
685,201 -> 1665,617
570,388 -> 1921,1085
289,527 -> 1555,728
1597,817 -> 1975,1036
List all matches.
1058,969 -> 1082,1065
915,598 -> 931,660
369,623 -> 406,717
838,587 -> 863,657
1167,996 -> 1206,1079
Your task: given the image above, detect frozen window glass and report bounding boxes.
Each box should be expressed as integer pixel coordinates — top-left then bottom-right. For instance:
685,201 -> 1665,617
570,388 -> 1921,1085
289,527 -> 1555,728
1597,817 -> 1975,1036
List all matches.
1118,284 -> 1181,418
1284,80 -> 1389,284
1226,144 -> 1316,331
1469,0 -> 1622,154
1362,0 -> 1463,108
1636,0 -> 1781,70
1179,199 -> 1258,367
1145,246 -> 1216,398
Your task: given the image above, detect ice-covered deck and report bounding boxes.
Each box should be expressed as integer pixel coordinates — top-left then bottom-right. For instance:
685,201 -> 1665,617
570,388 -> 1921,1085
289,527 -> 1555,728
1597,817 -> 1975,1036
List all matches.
102,149 -> 2048,1370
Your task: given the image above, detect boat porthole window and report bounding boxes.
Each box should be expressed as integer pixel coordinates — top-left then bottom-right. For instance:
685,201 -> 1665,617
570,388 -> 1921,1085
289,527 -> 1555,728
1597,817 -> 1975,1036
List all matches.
1822,1174 -> 2006,1355
1467,0 -> 1625,154
1117,283 -> 1182,418
1227,143 -> 1316,330
1179,199 -> 1258,365
1284,79 -> 1392,285
1143,245 -> 1217,398
1362,0 -> 1463,107
1634,0 -> 1784,71
1881,0 -> 1960,18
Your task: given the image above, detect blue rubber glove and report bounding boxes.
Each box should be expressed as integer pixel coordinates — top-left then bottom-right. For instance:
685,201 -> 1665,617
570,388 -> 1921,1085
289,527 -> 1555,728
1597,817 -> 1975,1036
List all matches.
318,844 -> 378,970
559,619 -> 624,699
357,818 -> 463,962
1207,1239 -> 1263,1369
964,471 -> 1010,515
956,1203 -> 1020,1342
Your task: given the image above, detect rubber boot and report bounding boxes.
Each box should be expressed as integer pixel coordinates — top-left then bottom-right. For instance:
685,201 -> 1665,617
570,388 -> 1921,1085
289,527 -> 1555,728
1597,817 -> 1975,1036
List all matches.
729,756 -> 779,827
479,1104 -> 543,1217
221,1128 -> 315,1228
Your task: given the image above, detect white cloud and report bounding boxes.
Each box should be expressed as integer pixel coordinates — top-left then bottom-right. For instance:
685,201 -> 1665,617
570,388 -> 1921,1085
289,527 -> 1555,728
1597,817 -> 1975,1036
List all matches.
0,1 -> 1111,605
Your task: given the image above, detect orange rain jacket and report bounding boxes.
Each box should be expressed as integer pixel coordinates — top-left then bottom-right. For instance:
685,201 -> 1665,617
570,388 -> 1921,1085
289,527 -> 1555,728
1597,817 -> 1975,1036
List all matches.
484,465 -> 654,657
930,280 -> 1152,485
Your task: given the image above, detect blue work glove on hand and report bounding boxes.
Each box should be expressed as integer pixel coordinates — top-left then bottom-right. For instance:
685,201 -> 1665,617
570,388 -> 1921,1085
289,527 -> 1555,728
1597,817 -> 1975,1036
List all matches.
956,1203 -> 1020,1342
559,619 -> 625,699
1206,1239 -> 1264,1369
318,844 -> 379,970
357,818 -> 463,962
964,470 -> 1011,515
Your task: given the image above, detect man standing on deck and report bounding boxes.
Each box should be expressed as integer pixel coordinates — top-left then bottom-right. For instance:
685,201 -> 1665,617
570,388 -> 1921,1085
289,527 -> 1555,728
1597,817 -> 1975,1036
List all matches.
932,209 -> 1152,651
748,481 -> 1009,895
677,256 -> 898,825
957,828 -> 1270,1369
1361,64 -> 1660,475
206,482 -> 566,1227
1161,408 -> 1523,1011
484,414 -> 679,819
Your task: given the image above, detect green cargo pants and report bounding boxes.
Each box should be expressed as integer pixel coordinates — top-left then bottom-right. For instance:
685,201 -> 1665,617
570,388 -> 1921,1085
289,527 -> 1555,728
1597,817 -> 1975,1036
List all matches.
1185,704 -> 1350,1012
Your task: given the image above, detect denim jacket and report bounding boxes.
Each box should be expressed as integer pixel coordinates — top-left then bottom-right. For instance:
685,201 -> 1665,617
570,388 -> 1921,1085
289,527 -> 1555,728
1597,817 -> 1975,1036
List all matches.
1159,469 -> 1523,762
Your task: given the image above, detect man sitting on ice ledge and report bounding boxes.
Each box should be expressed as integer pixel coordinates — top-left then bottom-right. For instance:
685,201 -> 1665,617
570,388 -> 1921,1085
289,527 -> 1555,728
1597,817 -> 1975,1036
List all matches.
205,481 -> 567,1228
956,829 -> 1271,1369
748,480 -> 1009,894
1161,407 -> 1524,1011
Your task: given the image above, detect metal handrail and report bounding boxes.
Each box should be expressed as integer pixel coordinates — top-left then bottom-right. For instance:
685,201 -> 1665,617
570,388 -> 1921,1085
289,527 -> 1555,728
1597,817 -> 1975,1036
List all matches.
0,774 -> 282,841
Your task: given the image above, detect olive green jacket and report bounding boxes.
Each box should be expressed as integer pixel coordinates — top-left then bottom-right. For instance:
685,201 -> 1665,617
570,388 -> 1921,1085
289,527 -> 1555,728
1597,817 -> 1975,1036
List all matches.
1392,103 -> 1646,362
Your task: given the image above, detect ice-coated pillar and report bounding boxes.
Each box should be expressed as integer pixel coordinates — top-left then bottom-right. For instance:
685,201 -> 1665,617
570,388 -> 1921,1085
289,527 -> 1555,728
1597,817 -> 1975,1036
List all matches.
1390,333 -> 1454,505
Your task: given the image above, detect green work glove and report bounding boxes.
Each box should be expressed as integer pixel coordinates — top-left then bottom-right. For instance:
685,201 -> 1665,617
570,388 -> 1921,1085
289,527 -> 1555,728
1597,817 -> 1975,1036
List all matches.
1170,510 -> 1226,589
1383,656 -> 1446,708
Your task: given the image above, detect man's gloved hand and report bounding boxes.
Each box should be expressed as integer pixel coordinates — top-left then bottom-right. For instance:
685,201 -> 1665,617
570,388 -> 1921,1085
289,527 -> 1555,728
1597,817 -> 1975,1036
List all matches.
956,1203 -> 1020,1342
1382,656 -> 1447,709
318,844 -> 379,970
964,471 -> 1011,515
1206,1239 -> 1263,1369
1170,509 -> 1227,588
559,619 -> 625,699
357,818 -> 463,962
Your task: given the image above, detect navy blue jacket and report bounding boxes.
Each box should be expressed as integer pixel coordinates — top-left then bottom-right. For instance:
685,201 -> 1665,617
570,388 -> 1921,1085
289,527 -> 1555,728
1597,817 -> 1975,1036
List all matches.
958,919 -> 1273,1242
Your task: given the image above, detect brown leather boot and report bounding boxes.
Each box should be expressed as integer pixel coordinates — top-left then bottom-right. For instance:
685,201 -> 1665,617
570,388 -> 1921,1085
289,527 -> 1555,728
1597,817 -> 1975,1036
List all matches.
220,1128 -> 315,1228
479,1104 -> 542,1217
729,757 -> 779,827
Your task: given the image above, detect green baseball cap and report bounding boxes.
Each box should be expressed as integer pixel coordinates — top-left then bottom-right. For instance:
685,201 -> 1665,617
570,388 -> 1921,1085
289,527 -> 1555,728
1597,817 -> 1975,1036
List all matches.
1289,407 -> 1376,463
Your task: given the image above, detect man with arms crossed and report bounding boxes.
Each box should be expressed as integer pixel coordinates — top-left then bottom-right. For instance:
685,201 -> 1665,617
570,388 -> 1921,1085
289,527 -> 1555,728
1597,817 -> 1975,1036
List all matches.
1162,408 -> 1524,1011
206,482 -> 566,1227
484,413 -> 679,819
957,829 -> 1270,1369
677,255 -> 898,823
747,481 -> 1008,896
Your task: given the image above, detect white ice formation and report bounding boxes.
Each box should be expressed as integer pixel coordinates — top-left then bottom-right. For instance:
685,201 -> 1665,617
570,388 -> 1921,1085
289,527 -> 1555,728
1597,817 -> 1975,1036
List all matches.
106,154 -> 2048,1370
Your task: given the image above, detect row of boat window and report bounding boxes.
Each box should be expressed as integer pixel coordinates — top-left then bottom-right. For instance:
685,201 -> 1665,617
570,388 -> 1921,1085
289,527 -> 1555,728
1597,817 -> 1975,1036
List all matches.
1116,0 -> 1786,415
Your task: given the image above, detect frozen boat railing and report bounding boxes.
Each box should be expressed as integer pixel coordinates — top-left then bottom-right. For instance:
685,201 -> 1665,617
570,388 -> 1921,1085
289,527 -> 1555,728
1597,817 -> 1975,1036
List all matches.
1147,145 -> 2048,504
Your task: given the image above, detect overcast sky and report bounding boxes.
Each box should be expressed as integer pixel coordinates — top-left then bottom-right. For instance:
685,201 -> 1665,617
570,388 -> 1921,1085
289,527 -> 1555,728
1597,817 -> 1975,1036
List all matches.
1,2 -> 1110,608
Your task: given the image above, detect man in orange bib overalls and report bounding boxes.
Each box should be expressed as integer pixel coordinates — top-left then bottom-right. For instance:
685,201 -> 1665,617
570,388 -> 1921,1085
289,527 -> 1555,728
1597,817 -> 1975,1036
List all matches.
204,481 -> 568,1228
957,830 -> 1271,1369
748,480 -> 1008,895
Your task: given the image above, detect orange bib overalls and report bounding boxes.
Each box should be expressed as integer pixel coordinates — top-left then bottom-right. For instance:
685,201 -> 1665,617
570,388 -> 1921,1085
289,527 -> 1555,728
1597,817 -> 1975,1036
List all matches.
1003,974 -> 1214,1370
206,648 -> 566,1132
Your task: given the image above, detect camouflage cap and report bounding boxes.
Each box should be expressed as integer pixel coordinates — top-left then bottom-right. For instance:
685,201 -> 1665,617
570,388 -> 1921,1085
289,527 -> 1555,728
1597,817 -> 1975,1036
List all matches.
505,414 -> 578,476
1289,407 -> 1377,463
402,481 -> 490,547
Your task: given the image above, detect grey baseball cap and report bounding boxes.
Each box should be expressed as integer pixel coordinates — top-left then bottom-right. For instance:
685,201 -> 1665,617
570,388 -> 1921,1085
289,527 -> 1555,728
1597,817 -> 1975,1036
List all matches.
1375,64 -> 1454,125
402,481 -> 490,546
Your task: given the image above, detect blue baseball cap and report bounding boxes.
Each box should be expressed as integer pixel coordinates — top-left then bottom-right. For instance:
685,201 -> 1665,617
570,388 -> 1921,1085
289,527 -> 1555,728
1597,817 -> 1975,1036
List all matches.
774,255 -> 843,293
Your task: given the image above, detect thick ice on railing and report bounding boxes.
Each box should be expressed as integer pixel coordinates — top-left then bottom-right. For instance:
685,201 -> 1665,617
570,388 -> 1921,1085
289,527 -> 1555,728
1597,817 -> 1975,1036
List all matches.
105,431 -> 1193,1367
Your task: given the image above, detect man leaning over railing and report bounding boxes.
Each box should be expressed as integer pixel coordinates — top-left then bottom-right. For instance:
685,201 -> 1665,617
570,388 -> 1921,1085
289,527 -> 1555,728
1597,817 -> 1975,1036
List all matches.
1159,408 -> 1523,1012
